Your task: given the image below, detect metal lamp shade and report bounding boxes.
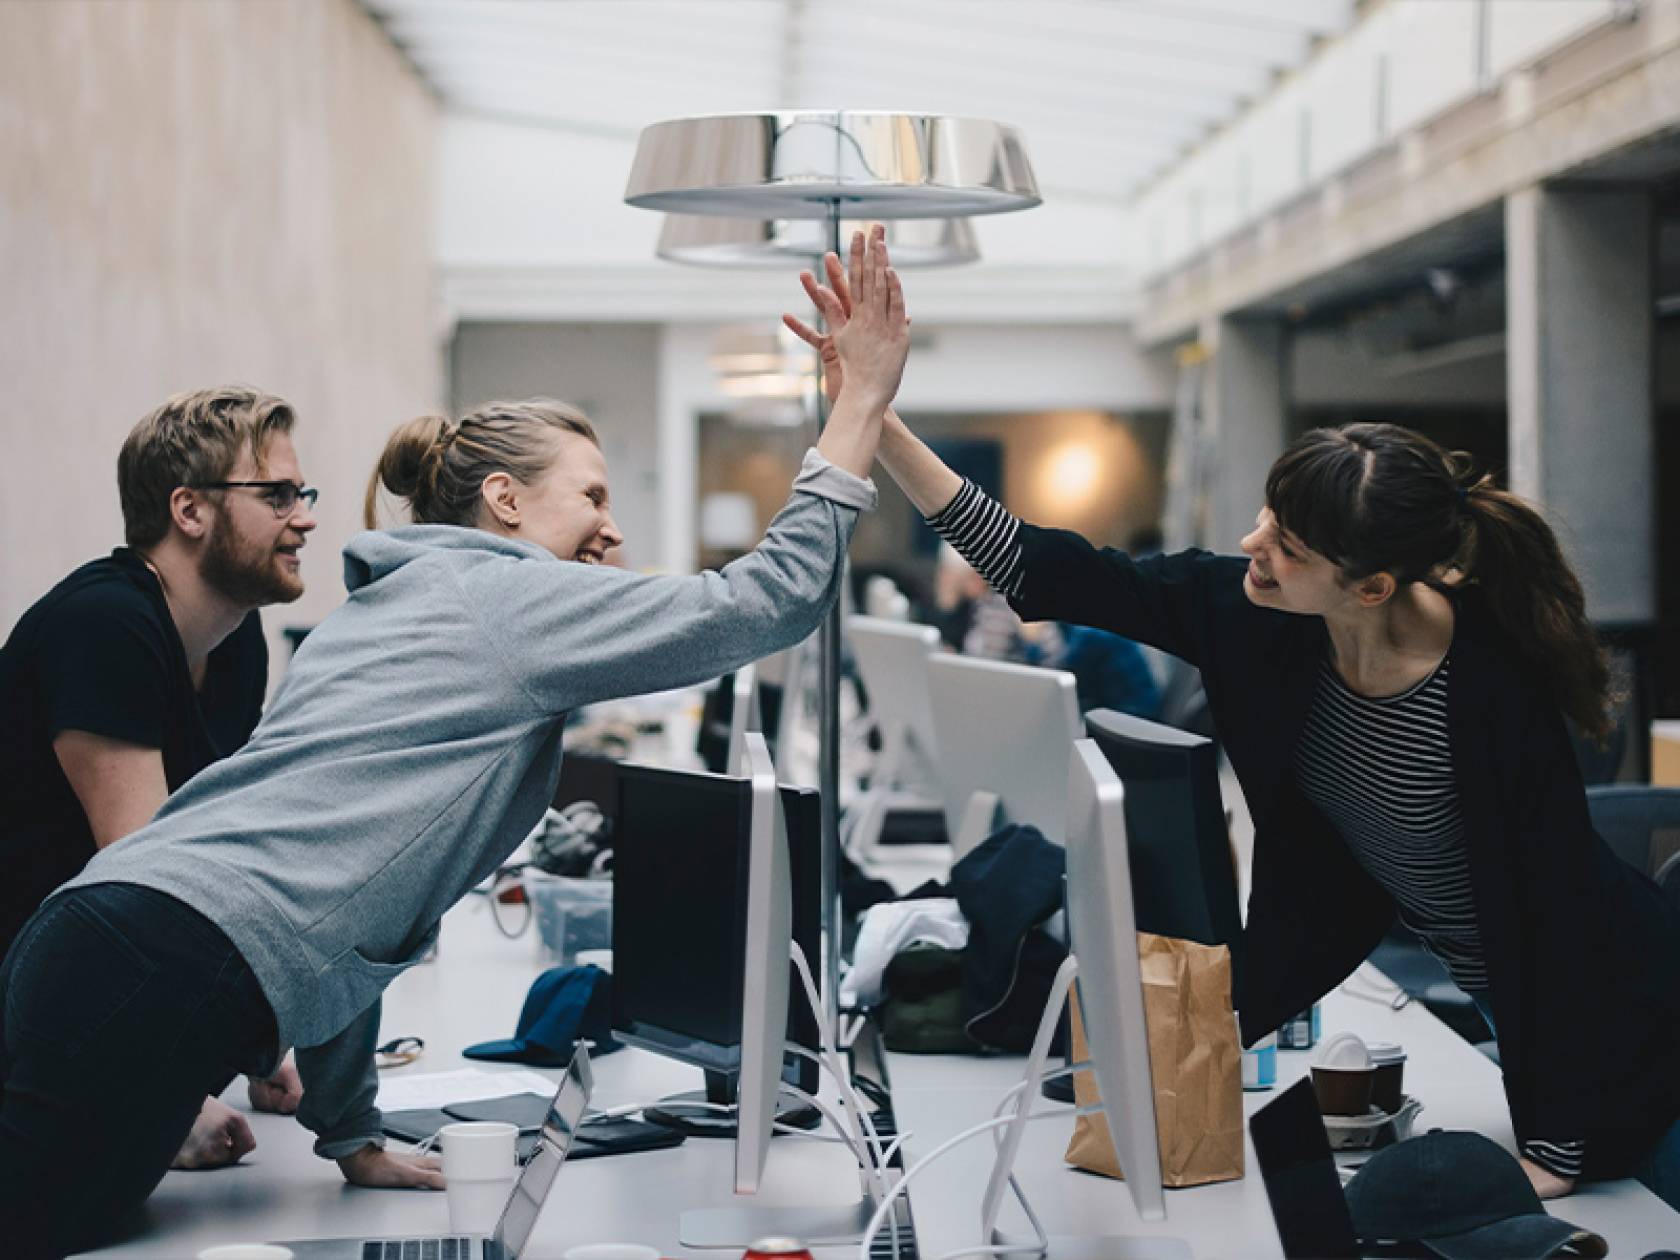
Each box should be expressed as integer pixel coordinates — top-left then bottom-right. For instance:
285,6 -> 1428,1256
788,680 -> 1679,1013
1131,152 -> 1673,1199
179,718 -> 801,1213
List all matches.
657,214 -> 979,268
625,111 -> 1039,219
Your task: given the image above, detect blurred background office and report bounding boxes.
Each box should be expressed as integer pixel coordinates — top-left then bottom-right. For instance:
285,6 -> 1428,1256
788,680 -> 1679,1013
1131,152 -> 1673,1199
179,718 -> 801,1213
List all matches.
3,0 -> 1676,772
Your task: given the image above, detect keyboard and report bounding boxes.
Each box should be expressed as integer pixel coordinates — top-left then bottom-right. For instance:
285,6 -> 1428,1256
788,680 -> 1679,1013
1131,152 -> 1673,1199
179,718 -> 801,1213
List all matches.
360,1239 -> 474,1260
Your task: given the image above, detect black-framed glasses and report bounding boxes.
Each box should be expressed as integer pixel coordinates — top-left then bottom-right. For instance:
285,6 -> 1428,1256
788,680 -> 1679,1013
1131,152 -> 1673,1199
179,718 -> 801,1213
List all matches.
192,480 -> 319,517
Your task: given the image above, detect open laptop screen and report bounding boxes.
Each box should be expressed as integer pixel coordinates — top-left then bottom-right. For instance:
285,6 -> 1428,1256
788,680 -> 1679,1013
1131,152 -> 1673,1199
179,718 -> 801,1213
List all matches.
493,1046 -> 594,1259
1249,1079 -> 1359,1260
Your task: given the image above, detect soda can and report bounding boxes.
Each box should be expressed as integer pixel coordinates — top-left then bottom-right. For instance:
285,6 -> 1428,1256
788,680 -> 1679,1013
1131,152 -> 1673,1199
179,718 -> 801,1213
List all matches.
1277,1003 -> 1322,1050
744,1240 -> 815,1260
1242,1030 -> 1277,1090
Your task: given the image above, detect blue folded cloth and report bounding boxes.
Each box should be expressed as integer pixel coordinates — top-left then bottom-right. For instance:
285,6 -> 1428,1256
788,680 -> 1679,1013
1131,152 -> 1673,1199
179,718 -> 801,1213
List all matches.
464,963 -> 619,1066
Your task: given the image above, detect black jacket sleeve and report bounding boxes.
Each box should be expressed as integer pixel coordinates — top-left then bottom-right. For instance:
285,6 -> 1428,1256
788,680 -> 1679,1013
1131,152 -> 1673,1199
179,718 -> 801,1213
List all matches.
1011,524 -> 1250,672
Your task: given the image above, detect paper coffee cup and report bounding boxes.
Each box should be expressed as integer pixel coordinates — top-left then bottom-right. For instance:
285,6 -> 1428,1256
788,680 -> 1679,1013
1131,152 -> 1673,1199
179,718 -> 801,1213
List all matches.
1367,1041 -> 1407,1113
440,1120 -> 518,1235
1310,1064 -> 1376,1116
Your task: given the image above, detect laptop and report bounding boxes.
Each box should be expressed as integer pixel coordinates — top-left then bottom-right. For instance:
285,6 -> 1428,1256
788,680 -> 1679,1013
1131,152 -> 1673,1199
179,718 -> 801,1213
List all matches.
1249,1078 -> 1360,1260
280,1044 -> 594,1260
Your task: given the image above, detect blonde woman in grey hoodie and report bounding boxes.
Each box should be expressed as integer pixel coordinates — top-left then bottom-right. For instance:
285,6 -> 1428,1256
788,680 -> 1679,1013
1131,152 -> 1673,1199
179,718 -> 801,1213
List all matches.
0,229 -> 907,1257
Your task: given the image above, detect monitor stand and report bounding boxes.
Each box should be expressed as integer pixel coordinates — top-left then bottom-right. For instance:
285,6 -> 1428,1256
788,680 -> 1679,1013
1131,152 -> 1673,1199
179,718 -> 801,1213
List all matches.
991,1232 -> 1195,1260
984,957 -> 1192,1260
643,1068 -> 821,1138
681,1199 -> 880,1250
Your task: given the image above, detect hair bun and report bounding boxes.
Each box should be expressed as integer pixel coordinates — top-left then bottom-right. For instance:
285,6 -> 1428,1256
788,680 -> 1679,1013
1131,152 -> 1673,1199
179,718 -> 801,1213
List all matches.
364,413 -> 451,527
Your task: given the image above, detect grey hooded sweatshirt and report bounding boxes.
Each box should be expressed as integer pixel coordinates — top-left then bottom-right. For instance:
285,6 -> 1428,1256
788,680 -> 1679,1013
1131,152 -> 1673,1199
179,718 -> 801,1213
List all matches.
62,451 -> 874,1158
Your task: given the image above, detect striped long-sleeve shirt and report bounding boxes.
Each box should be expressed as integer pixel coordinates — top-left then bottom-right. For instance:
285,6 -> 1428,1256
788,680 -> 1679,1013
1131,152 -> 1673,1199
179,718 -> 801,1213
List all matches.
926,478 -> 1585,1179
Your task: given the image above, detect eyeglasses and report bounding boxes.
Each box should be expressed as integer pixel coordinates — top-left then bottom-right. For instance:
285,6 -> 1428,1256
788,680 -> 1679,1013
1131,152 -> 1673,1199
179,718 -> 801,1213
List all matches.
193,480 -> 319,517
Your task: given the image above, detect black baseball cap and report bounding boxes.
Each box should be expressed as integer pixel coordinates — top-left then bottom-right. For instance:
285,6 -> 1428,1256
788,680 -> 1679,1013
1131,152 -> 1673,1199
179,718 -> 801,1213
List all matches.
1345,1131 -> 1608,1259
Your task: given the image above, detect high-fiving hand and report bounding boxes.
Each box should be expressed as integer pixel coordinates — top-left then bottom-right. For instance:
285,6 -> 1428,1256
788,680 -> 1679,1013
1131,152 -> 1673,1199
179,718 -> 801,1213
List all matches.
783,225 -> 909,410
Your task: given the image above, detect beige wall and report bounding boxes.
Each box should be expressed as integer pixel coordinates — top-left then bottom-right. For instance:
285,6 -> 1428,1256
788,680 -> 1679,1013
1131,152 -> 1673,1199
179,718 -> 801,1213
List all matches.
0,0 -> 440,681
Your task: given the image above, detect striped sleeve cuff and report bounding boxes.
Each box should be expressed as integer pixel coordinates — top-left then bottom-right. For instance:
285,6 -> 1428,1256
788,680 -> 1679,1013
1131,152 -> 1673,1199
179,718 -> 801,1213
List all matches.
1522,1138 -> 1585,1179
925,479 -> 1026,600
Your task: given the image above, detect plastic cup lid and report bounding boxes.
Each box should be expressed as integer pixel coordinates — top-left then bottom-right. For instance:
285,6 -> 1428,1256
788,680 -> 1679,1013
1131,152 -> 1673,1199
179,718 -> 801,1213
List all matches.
1313,1031 -> 1372,1070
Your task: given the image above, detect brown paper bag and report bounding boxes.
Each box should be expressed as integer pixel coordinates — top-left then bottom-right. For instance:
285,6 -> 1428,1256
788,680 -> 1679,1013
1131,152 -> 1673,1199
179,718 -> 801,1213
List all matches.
1063,932 -> 1244,1187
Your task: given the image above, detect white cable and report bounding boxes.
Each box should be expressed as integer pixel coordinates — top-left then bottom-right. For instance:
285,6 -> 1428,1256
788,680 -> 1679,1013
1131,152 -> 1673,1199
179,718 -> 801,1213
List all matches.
975,1061 -> 1090,1259
778,1081 -> 880,1182
853,1105 -> 1104,1260
790,943 -> 892,1205
785,1042 -> 893,1189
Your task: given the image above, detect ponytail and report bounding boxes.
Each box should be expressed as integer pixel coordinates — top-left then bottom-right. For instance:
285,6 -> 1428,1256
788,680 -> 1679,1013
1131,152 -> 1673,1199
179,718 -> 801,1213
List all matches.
364,399 -> 599,531
1456,478 -> 1615,742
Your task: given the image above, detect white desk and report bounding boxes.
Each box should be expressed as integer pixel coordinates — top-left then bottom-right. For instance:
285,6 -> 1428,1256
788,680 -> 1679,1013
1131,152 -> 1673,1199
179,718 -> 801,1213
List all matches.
78,898 -> 868,1260
75,897 -> 1680,1259
887,980 -> 1680,1259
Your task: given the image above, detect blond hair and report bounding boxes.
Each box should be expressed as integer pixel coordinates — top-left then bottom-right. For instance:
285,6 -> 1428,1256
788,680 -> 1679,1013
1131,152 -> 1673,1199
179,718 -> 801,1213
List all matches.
365,398 -> 599,529
118,386 -> 296,548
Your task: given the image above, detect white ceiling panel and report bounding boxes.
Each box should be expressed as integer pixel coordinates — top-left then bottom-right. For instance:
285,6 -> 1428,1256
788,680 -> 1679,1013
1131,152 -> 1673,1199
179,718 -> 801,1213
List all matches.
364,0 -> 1355,206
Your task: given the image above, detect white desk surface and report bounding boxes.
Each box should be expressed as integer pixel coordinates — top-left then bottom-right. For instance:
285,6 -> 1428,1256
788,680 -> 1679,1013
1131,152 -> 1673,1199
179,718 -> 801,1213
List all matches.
889,976 -> 1680,1259
78,898 -> 867,1260
75,898 -> 1680,1260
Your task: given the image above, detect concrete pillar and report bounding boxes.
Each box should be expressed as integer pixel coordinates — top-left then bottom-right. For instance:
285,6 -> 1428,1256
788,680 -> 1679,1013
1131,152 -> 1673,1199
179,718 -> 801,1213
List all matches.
1506,186 -> 1655,623
1200,315 -> 1289,552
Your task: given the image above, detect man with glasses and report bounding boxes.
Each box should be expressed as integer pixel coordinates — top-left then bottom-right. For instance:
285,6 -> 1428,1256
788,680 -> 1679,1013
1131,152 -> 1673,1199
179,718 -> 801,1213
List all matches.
0,385 -> 317,1169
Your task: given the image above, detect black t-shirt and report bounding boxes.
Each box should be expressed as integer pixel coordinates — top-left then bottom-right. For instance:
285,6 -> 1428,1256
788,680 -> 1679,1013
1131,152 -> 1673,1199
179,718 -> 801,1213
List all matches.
0,549 -> 267,958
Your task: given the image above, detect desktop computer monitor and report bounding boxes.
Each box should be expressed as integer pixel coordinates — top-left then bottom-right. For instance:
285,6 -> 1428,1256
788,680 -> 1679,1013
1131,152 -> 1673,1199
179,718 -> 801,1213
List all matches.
734,731 -> 792,1195
847,615 -> 943,785
698,658 -> 799,776
609,753 -> 820,1124
552,751 -> 619,825
981,739 -> 1169,1250
727,661 -> 762,777
1083,708 -> 1245,995
925,654 -> 1081,852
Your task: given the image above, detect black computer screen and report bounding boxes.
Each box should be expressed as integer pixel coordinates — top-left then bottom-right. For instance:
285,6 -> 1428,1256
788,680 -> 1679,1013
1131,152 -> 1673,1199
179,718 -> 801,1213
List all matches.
612,764 -> 750,1071
1249,1079 -> 1359,1259
610,763 -> 820,1086
553,751 -> 620,825
1085,709 -> 1245,994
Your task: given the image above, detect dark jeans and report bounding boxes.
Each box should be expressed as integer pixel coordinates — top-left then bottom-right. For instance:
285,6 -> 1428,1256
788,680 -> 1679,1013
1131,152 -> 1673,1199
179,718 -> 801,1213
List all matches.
0,883 -> 279,1258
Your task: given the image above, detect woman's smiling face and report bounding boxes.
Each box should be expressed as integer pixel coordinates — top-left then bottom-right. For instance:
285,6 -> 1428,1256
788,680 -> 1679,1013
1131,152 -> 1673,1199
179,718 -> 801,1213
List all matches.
1238,506 -> 1356,616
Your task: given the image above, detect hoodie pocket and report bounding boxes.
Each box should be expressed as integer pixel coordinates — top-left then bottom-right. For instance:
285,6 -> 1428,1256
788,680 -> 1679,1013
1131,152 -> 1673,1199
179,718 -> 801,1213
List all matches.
315,924 -> 441,1039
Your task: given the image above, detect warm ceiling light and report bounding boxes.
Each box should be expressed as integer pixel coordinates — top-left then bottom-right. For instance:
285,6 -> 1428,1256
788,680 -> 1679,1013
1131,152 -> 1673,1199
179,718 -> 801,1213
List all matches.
1044,443 -> 1103,506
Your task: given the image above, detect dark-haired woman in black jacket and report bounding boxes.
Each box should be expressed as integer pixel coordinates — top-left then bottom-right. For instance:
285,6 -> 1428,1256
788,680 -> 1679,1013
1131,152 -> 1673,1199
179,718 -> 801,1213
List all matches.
786,247 -> 1680,1210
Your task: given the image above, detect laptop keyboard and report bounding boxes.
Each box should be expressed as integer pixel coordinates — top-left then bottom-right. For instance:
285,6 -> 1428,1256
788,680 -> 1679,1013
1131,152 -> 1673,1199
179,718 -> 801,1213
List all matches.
360,1240 -> 473,1260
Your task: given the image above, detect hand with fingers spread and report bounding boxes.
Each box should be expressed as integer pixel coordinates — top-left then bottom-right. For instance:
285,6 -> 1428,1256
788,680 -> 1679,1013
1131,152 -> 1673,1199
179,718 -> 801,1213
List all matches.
783,249 -> 856,404
783,224 -> 910,480
787,228 -> 964,514
782,226 -> 907,414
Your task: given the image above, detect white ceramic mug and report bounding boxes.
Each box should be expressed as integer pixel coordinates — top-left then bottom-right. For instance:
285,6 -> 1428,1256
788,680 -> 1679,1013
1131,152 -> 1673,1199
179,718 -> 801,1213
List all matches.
440,1120 -> 518,1234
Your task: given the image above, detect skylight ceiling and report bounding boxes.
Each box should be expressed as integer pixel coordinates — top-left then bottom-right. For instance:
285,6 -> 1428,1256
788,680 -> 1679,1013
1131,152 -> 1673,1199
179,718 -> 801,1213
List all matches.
363,0 -> 1356,206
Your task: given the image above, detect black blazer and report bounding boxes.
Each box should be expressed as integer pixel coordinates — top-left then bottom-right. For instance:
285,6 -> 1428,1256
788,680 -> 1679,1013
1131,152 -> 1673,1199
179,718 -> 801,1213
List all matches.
1012,524 -> 1680,1176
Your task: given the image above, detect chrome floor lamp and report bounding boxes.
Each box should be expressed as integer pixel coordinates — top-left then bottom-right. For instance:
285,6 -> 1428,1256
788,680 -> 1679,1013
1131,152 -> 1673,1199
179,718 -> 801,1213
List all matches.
624,111 -> 1039,1048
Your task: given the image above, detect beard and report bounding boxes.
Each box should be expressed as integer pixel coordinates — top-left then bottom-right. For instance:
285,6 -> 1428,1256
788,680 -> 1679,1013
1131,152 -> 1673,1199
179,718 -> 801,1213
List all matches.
200,518 -> 303,607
